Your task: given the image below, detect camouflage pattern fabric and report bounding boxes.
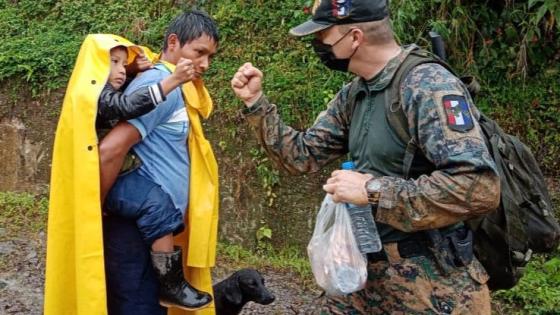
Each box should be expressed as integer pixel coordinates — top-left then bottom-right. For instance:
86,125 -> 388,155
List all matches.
373,60 -> 500,232
242,46 -> 499,232
316,244 -> 491,315
118,151 -> 142,175
242,46 -> 498,313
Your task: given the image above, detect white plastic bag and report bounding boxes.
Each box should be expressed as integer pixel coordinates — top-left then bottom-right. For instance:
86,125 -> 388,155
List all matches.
307,194 -> 368,296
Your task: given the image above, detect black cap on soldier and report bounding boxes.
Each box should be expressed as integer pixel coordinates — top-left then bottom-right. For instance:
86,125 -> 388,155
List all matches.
290,0 -> 389,37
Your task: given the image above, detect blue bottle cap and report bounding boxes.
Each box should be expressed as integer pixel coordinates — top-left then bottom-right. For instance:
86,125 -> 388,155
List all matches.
341,161 -> 355,170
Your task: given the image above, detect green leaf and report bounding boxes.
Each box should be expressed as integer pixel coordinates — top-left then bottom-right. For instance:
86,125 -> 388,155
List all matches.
528,0 -> 543,9
536,5 -> 549,23
262,228 -> 272,239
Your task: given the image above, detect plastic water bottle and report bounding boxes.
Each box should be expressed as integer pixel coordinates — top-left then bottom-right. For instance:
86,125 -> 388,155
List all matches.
341,161 -> 383,254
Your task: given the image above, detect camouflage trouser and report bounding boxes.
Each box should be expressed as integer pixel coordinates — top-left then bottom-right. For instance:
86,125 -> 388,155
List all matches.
318,243 -> 490,315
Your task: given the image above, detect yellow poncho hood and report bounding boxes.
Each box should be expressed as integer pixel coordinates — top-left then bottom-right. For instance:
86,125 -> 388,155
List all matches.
44,34 -> 219,315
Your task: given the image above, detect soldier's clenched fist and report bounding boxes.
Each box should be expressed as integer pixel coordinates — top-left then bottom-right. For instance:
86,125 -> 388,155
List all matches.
231,63 -> 263,107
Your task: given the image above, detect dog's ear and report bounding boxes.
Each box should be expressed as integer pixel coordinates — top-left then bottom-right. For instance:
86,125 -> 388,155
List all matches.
224,276 -> 243,305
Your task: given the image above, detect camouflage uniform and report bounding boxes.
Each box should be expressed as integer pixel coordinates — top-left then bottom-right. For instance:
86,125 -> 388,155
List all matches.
316,243 -> 491,314
242,46 -> 499,314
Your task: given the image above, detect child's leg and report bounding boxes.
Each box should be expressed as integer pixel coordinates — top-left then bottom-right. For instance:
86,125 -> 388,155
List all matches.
104,170 -> 184,241
151,234 -> 174,253
104,171 -> 158,219
150,245 -> 212,311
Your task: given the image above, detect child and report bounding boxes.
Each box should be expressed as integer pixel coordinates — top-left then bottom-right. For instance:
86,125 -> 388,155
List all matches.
97,45 -> 194,131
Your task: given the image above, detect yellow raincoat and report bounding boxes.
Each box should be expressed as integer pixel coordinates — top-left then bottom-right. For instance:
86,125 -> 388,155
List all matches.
44,34 -> 219,315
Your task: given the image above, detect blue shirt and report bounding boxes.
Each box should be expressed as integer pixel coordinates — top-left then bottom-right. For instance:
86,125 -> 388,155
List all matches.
125,64 -> 190,215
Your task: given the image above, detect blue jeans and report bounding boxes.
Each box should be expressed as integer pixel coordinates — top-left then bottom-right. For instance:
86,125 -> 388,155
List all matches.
103,171 -> 184,315
104,170 -> 184,244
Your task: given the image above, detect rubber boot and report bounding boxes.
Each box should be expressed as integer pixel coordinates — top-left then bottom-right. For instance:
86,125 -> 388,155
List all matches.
151,247 -> 212,311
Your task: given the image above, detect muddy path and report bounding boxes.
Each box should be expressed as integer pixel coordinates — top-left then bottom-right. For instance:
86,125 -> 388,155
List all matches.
0,228 -> 322,315
1,178 -> 558,314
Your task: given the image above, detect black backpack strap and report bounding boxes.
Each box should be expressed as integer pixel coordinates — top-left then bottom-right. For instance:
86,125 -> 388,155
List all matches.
346,76 -> 366,119
384,48 -> 453,179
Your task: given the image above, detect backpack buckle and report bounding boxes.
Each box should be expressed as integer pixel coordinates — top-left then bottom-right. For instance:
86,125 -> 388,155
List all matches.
512,249 -> 533,264
538,199 -> 550,216
497,137 -> 507,154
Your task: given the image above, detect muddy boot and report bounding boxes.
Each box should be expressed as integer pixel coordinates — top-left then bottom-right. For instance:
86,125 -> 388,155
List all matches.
151,247 -> 212,311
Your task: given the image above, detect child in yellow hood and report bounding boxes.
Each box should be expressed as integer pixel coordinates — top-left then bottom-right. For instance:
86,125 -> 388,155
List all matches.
97,46 -> 196,185
97,46 -> 194,132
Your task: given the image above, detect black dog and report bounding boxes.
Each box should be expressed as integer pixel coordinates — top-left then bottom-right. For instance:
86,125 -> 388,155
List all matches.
213,268 -> 275,315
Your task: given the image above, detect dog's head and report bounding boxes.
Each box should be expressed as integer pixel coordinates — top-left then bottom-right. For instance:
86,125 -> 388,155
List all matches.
221,268 -> 275,306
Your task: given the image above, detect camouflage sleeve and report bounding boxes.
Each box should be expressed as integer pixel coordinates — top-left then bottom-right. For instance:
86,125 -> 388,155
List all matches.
374,63 -> 500,232
241,89 -> 351,174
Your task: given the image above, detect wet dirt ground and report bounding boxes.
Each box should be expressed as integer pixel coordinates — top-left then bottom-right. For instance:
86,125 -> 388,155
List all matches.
0,228 -> 322,315
1,179 -> 558,314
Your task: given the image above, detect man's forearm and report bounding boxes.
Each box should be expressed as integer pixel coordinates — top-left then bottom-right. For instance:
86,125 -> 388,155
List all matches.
99,122 -> 141,204
99,147 -> 128,204
374,170 -> 500,232
243,94 -> 348,175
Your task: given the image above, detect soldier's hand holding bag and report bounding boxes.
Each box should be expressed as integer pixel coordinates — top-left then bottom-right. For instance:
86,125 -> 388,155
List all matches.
307,194 -> 368,296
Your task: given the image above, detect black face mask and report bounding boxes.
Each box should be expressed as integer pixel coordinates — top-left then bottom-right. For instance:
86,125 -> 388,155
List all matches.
312,29 -> 357,72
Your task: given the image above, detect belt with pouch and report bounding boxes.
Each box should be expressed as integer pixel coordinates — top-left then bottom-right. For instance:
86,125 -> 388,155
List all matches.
367,226 -> 475,274
367,234 -> 431,262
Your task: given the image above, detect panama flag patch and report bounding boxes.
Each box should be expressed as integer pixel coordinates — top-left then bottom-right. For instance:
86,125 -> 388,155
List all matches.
333,0 -> 352,18
442,95 -> 474,132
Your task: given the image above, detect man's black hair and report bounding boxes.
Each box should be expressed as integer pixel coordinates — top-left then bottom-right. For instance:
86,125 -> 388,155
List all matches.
163,10 -> 219,51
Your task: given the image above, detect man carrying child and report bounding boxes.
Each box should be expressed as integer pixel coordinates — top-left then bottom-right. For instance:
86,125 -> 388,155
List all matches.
99,10 -> 219,315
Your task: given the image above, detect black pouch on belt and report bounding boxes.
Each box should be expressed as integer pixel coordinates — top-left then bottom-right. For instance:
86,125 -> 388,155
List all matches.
426,226 -> 475,275
425,229 -> 455,275
447,226 -> 474,267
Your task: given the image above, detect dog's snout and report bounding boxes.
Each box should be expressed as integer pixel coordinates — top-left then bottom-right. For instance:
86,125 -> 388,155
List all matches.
262,294 -> 275,305
260,291 -> 275,305
214,268 -> 276,314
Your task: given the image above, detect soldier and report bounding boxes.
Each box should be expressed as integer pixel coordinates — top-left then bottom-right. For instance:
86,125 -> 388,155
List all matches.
231,0 -> 500,314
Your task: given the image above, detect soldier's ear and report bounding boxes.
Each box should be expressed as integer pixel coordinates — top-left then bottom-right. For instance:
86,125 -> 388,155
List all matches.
350,28 -> 364,48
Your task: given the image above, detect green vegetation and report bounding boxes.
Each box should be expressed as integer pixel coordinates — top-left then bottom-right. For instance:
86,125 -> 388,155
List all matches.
250,148 -> 280,206
0,0 -> 558,173
0,192 -> 48,234
0,0 -> 559,312
217,241 -> 314,287
494,253 -> 560,315
218,220 -> 314,285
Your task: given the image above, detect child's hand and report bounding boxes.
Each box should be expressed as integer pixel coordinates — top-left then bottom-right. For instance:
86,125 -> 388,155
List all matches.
159,58 -> 195,96
171,58 -> 195,84
127,53 -> 153,74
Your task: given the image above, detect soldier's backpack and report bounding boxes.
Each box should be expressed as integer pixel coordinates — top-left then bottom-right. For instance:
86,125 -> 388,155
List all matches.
374,47 -> 560,290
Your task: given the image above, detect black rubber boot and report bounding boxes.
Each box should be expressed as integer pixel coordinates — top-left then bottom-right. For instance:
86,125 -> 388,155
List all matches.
151,247 -> 212,311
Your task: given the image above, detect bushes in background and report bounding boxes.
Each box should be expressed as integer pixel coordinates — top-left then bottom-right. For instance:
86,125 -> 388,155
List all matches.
0,0 -> 558,174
